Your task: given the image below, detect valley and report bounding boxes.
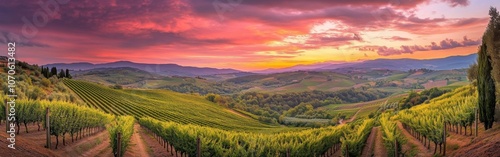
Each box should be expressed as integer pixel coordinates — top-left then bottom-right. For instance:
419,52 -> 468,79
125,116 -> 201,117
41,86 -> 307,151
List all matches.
1,52 -> 498,156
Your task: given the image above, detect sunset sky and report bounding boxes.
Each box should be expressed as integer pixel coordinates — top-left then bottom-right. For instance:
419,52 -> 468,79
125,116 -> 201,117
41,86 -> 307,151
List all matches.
0,0 -> 498,71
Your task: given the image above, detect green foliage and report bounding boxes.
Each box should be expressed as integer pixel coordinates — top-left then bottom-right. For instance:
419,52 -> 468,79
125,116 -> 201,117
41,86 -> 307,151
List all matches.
398,88 -> 450,109
0,98 -> 112,148
140,117 -> 347,157
63,79 -> 280,132
235,89 -> 390,124
108,116 -> 134,157
398,85 -> 476,152
205,93 -> 216,102
110,84 -> 123,89
65,69 -> 72,79
58,69 -> 65,78
341,119 -> 374,157
478,7 -> 499,130
380,113 -> 406,157
467,63 -> 478,82
50,67 -> 58,77
283,103 -> 332,119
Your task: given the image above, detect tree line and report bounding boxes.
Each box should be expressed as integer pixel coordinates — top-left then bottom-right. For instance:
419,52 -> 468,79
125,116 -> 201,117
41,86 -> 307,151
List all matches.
40,66 -> 72,79
206,89 -> 391,125
469,7 -> 499,130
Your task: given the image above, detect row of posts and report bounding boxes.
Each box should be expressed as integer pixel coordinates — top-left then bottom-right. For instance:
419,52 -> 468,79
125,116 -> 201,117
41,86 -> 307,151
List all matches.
4,100 -> 51,149
3,100 -> 481,157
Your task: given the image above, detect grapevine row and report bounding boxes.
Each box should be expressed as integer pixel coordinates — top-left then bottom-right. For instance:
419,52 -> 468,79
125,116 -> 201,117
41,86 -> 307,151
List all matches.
63,79 -> 276,131
397,85 -> 477,155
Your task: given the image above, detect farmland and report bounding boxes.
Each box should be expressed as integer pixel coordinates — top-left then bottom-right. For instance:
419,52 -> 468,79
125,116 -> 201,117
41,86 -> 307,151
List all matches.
63,79 -> 287,132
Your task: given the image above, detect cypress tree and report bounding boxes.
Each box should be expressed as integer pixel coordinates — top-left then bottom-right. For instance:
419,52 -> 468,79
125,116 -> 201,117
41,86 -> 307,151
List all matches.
65,69 -> 71,78
40,66 -> 45,77
478,41 -> 497,130
58,69 -> 66,78
50,67 -> 58,77
45,67 -> 49,78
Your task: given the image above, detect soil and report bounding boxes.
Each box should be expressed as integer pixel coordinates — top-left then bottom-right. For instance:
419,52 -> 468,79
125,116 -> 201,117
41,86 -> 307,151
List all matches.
137,124 -> 176,157
373,126 -> 388,157
450,123 -> 500,157
396,121 -> 433,157
361,127 -> 378,157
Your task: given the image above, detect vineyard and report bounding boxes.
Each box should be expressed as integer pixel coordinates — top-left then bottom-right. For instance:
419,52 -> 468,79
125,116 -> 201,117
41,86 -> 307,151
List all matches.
139,117 -> 378,157
0,97 -> 140,155
1,98 -> 113,149
63,79 -> 287,132
0,78 -> 492,156
397,85 -> 478,155
108,116 -> 135,157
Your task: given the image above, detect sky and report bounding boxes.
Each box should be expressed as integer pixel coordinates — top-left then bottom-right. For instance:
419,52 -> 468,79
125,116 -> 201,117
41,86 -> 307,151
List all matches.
0,0 -> 498,71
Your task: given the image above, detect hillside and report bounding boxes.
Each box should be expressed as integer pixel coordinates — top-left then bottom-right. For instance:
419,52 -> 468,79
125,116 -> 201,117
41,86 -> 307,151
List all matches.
63,79 -> 289,132
45,61 -> 241,77
253,54 -> 477,73
226,71 -> 367,93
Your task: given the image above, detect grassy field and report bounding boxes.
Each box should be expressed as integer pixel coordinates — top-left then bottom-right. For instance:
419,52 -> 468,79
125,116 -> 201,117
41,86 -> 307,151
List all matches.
318,93 -> 407,121
282,117 -> 331,124
63,79 -> 296,132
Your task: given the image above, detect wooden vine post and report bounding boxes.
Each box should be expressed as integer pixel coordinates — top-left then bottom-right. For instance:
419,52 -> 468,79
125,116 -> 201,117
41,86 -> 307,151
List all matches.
345,144 -> 349,157
394,140 -> 398,157
443,118 -> 446,156
196,137 -> 201,157
45,107 -> 51,149
117,132 -> 122,157
475,108 -> 478,137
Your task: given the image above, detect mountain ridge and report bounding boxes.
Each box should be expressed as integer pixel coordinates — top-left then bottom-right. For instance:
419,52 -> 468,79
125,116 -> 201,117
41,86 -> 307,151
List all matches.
42,54 -> 477,76
44,61 -> 241,77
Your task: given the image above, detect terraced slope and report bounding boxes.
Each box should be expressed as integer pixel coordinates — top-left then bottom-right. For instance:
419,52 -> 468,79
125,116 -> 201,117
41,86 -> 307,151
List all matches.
63,79 -> 282,132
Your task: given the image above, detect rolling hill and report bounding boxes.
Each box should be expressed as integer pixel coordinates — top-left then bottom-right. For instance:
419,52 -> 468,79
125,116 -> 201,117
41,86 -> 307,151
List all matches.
225,71 -> 367,93
45,61 -> 242,77
62,79 -> 291,132
254,54 -> 477,74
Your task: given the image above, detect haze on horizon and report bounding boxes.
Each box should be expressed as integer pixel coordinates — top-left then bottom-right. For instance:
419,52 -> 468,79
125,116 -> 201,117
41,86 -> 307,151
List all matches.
0,0 -> 498,71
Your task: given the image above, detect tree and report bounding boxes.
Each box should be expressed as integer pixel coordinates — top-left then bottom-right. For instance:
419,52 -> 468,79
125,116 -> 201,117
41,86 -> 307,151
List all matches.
58,69 -> 66,78
65,69 -> 72,79
466,63 -> 478,82
486,7 -> 500,122
477,7 -> 500,130
478,42 -> 496,130
44,67 -> 49,78
50,67 -> 58,77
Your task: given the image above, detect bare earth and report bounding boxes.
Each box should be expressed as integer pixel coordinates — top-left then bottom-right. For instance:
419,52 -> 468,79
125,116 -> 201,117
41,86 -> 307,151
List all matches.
396,121 -> 433,157
373,126 -> 388,157
124,124 -> 150,157
361,126 -> 378,157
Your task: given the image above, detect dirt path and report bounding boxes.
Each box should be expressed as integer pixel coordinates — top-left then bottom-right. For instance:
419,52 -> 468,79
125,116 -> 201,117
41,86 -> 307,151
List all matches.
341,109 -> 361,124
124,124 -> 150,157
373,126 -> 388,157
139,125 -> 176,157
361,126 -> 378,157
396,121 -> 433,157
226,109 -> 251,119
0,123 -> 59,157
76,131 -> 111,157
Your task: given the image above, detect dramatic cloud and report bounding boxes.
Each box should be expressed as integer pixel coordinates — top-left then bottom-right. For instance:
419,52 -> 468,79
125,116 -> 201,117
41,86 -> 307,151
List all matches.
383,36 -> 412,41
376,36 -> 481,56
441,0 -> 470,7
0,0 -> 491,70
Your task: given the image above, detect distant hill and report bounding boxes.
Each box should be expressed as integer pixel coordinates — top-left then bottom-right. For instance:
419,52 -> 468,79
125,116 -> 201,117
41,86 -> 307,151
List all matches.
224,71 -> 366,93
71,67 -> 246,94
44,61 -> 242,77
253,54 -> 477,73
326,54 -> 477,71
